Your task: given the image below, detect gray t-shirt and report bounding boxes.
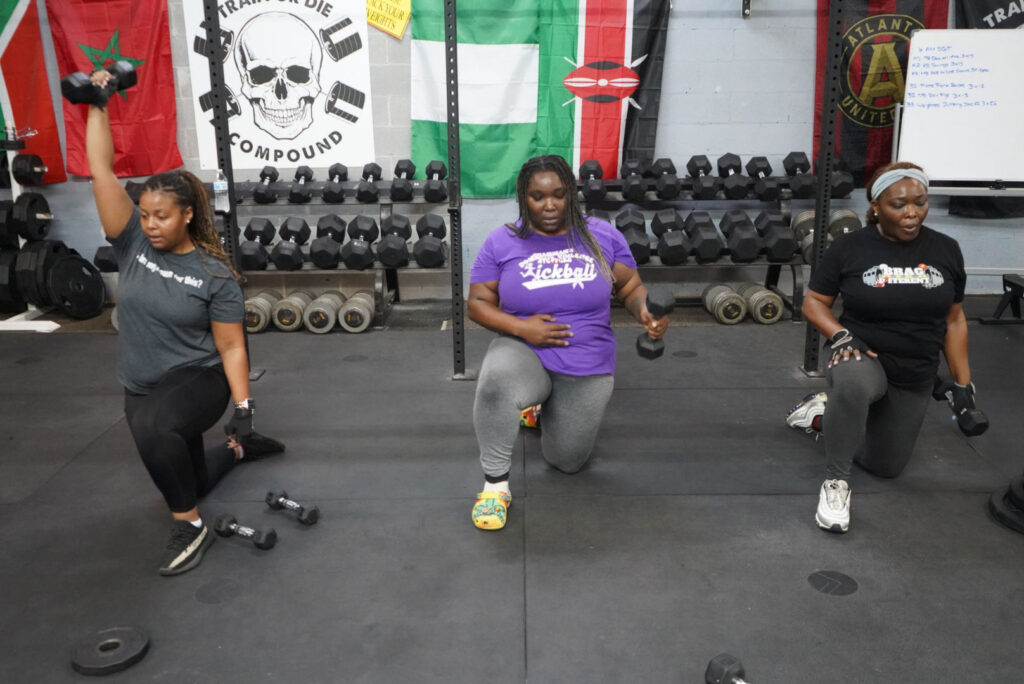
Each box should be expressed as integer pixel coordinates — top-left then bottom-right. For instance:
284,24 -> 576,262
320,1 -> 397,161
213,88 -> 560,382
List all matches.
109,209 -> 244,393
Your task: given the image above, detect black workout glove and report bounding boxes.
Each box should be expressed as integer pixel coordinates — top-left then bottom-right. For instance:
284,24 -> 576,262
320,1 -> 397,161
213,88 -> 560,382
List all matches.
224,398 -> 254,439
933,379 -> 977,414
829,328 -> 870,357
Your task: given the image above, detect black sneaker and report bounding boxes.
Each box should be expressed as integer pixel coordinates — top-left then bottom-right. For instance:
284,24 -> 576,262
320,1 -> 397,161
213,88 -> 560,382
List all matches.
236,431 -> 286,462
158,520 -> 214,576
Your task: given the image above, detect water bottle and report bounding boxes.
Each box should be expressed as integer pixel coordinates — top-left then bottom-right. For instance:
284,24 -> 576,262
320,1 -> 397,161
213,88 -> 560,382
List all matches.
213,169 -> 229,214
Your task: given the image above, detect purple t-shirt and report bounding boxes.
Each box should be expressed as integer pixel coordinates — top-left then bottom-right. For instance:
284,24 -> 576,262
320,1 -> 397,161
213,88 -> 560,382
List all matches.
470,217 -> 636,376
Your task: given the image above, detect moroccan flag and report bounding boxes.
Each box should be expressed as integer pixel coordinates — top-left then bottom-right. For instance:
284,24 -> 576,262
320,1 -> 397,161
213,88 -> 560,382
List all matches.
410,0 -> 669,198
47,0 -> 181,177
812,0 -> 948,187
0,0 -> 67,184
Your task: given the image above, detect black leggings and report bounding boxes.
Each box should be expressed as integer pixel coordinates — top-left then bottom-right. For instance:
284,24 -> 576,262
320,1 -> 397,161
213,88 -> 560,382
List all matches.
124,364 -> 235,513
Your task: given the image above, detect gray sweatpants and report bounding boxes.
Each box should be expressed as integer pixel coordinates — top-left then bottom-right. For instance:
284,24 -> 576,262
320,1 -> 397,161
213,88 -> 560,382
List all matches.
474,336 -> 615,478
824,355 -> 932,480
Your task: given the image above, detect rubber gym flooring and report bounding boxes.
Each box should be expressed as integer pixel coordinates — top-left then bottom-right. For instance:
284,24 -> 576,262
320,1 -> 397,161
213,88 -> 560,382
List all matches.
1,303 -> 1022,683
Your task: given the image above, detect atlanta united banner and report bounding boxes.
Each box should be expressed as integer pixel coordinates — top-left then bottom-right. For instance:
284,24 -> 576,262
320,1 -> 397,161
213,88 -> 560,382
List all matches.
182,2 -> 375,171
813,0 -> 949,187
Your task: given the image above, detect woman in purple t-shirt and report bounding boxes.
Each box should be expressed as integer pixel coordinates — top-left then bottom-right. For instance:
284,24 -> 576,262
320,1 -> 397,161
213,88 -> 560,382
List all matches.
467,155 -> 669,530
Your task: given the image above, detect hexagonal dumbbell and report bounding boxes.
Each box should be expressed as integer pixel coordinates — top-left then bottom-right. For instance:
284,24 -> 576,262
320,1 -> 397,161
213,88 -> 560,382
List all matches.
288,165 -> 315,203
377,213 -> 412,268
783,151 -> 815,198
252,165 -> 280,204
423,160 -> 448,203
636,288 -> 675,360
705,653 -> 749,684
240,217 -> 276,271
831,159 -> 854,198
322,163 -> 348,203
269,217 -> 311,271
683,211 -> 725,264
620,159 -> 648,202
717,153 -> 750,200
754,210 -> 797,262
579,160 -> 606,204
745,156 -> 780,201
413,214 -> 448,268
356,162 -> 382,203
341,215 -> 379,270
92,245 -> 118,273
650,209 -> 690,265
213,514 -> 276,550
614,208 -> 650,264
309,214 -> 347,269
719,210 -> 763,263
390,159 -> 417,202
266,489 -> 320,525
686,155 -> 720,200
652,158 -> 681,200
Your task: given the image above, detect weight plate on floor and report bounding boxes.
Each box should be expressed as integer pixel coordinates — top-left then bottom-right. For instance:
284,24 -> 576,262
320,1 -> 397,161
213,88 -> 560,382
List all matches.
0,249 -> 26,313
1007,475 -> 1024,511
0,200 -> 16,249
986,490 -> 1024,535
11,191 -> 52,240
70,625 -> 150,676
47,254 -> 105,319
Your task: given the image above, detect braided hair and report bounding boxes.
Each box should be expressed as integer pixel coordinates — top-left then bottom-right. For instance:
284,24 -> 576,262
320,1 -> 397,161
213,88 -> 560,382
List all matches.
143,170 -> 242,282
508,155 -> 613,284
863,161 -> 925,226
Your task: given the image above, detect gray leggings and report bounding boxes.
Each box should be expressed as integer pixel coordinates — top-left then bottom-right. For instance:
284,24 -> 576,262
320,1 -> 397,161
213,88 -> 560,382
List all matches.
474,336 -> 615,478
824,356 -> 932,480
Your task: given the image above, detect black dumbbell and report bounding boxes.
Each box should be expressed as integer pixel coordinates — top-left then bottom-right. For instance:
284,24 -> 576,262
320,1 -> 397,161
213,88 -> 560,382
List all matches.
683,211 -> 725,264
240,217 -> 276,271
717,153 -> 750,200
614,208 -> 650,264
320,18 -> 362,61
213,514 -> 276,550
11,154 -> 47,186
579,160 -> 606,203
413,214 -> 447,267
686,155 -> 720,200
831,159 -> 854,198
620,159 -> 647,202
753,210 -> 797,262
636,288 -> 675,360
92,245 -> 118,273
745,157 -> 779,201
288,165 -> 315,203
705,653 -> 749,684
355,162 -> 382,203
269,217 -> 311,271
341,215 -> 379,270
322,163 -> 348,203
719,210 -> 763,263
309,214 -> 347,269
390,159 -> 416,202
60,60 -> 137,107
252,166 -> 280,204
650,209 -> 690,265
423,160 -> 448,203
377,213 -> 412,268
652,158 -> 681,200
932,378 -> 990,437
783,151 -> 815,198
266,489 -> 320,525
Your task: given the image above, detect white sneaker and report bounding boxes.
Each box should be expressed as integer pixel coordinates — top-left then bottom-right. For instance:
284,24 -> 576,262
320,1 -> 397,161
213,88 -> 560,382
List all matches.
787,392 -> 827,433
815,479 -> 850,533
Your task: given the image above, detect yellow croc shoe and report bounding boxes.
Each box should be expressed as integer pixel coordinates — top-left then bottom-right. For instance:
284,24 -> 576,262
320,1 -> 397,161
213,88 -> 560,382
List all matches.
519,404 -> 541,429
472,490 -> 512,530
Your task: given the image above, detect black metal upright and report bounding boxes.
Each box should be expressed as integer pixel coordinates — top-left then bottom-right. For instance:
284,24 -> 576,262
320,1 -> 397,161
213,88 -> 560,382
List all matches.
201,1 -> 241,270
444,0 -> 469,379
803,0 -> 846,376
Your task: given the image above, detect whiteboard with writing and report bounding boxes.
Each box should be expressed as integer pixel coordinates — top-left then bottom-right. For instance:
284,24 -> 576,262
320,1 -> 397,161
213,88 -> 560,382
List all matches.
897,29 -> 1024,183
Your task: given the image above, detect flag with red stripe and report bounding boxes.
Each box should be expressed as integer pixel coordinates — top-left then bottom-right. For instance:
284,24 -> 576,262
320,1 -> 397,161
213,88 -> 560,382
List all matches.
0,0 -> 67,184
47,0 -> 181,177
812,0 -> 949,187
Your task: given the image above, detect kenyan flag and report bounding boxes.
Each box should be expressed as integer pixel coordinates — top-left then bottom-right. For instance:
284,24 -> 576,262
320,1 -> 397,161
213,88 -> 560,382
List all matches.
411,0 -> 669,198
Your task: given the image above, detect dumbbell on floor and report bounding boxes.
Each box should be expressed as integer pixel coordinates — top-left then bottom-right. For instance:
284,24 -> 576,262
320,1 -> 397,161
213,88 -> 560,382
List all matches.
636,289 -> 675,359
61,60 -> 137,107
702,284 -> 747,325
423,161 -> 448,203
783,151 -> 815,198
269,217 -> 311,271
717,153 -> 750,200
390,159 -> 416,202
288,166 -> 315,203
684,211 -> 725,264
252,166 -> 280,204
240,217 -> 276,271
341,215 -> 379,270
356,163 -> 382,203
377,213 -> 412,268
687,155 -> 720,200
734,282 -> 783,324
339,290 -> 375,333
213,514 -> 277,550
615,208 -> 651,264
579,160 -> 606,204
244,289 -> 282,334
650,209 -> 690,265
413,214 -> 447,268
322,163 -> 348,203
266,490 -> 320,525
309,214 -> 347,269
303,291 -> 345,334
719,210 -> 764,263
272,289 -> 315,332
754,210 -> 797,263
705,653 -> 750,684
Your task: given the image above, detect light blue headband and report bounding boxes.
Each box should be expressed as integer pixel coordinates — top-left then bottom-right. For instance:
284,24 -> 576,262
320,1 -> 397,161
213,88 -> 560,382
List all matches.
870,168 -> 929,201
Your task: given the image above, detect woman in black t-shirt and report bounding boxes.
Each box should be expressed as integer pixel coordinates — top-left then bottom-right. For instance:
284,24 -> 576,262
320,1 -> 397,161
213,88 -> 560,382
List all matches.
798,161 -> 974,534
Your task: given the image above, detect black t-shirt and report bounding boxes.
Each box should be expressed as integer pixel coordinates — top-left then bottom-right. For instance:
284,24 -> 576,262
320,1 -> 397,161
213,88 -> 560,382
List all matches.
808,225 -> 966,388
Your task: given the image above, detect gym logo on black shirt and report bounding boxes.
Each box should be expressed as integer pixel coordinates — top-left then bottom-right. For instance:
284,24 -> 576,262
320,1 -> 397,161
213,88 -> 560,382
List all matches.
862,263 -> 945,289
